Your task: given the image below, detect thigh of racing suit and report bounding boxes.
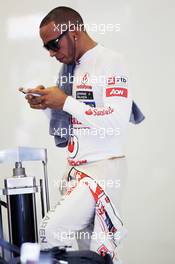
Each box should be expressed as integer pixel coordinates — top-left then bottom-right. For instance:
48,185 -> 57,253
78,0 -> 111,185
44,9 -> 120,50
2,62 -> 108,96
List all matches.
74,157 -> 127,212
39,181 -> 96,250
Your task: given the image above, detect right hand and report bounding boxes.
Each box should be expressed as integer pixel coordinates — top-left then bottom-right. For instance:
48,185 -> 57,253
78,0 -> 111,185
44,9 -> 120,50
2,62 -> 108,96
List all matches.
23,85 -> 47,110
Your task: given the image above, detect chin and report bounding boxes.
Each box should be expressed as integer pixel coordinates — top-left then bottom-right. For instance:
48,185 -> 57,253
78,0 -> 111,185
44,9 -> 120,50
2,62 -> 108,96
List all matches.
60,57 -> 69,64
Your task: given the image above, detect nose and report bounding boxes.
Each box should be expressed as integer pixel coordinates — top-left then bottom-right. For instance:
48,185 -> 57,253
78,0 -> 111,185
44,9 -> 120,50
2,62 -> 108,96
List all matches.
49,50 -> 57,57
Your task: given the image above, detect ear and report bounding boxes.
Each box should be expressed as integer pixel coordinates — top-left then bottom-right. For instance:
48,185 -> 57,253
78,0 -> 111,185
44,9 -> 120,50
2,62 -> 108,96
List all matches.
70,28 -> 80,41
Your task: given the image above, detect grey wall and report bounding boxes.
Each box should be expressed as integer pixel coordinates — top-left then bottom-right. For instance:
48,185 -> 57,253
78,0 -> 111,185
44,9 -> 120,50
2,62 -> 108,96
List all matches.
0,0 -> 174,263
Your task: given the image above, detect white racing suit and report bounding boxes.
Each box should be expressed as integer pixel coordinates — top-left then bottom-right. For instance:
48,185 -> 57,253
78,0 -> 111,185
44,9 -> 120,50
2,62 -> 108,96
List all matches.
39,44 -> 132,263
39,158 -> 127,263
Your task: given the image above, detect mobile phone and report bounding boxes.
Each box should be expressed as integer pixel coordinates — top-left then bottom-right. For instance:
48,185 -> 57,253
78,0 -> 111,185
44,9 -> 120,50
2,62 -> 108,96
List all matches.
19,87 -> 41,97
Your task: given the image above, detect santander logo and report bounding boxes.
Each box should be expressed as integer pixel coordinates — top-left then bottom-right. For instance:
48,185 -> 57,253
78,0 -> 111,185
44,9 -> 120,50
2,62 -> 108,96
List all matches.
106,87 -> 128,97
85,109 -> 93,115
85,107 -> 114,116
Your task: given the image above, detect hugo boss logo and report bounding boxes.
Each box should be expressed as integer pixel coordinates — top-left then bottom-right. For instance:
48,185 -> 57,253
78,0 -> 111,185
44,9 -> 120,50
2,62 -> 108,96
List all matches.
76,91 -> 94,100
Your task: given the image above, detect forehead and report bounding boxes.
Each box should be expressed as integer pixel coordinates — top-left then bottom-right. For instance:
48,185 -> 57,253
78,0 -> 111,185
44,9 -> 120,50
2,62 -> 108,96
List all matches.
40,21 -> 61,42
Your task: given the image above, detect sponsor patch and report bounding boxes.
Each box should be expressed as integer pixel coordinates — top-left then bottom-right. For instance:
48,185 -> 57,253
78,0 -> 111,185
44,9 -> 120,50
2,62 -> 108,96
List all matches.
76,84 -> 92,89
71,117 -> 82,125
68,159 -> 87,166
85,106 -> 114,116
97,245 -> 110,256
83,101 -> 96,107
68,136 -> 79,158
107,76 -> 127,85
76,73 -> 92,89
82,73 -> 89,84
76,91 -> 94,100
106,87 -> 128,97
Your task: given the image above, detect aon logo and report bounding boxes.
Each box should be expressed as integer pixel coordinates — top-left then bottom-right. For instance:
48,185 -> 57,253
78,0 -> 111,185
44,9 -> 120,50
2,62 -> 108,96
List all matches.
106,87 -> 128,97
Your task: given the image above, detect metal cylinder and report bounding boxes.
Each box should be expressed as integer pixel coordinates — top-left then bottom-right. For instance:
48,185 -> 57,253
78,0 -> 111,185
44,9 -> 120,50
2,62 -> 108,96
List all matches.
4,162 -> 38,249
8,193 -> 36,247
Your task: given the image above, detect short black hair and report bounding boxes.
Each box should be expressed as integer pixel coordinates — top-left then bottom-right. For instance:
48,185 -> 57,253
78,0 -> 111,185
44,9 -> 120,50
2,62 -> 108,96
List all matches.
40,6 -> 84,30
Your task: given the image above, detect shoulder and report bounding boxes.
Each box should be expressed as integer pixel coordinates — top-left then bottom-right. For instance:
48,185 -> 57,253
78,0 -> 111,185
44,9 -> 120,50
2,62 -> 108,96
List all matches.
95,45 -> 128,75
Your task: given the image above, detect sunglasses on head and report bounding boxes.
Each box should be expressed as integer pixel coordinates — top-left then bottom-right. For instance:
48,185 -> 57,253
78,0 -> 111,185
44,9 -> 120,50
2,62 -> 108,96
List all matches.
43,29 -> 69,52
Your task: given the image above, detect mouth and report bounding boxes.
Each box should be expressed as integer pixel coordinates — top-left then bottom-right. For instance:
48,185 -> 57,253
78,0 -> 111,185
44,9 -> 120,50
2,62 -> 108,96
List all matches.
56,56 -> 64,62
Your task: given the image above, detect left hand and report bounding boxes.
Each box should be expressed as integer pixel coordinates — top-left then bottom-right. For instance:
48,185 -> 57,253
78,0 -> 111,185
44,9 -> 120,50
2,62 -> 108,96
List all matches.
26,86 -> 68,110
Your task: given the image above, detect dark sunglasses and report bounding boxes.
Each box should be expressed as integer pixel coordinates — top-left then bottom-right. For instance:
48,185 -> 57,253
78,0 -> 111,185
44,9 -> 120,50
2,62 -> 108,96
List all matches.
43,29 -> 69,51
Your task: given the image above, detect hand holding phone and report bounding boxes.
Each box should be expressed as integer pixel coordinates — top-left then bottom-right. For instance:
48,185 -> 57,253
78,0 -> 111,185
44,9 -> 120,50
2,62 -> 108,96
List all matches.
18,86 -> 47,109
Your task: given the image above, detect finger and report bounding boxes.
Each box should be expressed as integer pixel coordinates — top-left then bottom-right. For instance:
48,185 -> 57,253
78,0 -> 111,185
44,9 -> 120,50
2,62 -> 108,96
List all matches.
27,98 -> 42,105
36,85 -> 45,90
26,95 -> 45,104
28,101 -> 42,106
30,103 -> 47,110
26,86 -> 47,95
25,94 -> 35,100
18,87 -> 24,92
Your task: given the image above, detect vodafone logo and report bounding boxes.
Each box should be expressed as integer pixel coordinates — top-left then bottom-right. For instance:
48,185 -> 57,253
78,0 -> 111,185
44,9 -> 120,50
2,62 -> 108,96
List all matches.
68,140 -> 74,153
85,106 -> 114,116
68,136 -> 79,158
106,87 -> 128,97
82,73 -> 89,84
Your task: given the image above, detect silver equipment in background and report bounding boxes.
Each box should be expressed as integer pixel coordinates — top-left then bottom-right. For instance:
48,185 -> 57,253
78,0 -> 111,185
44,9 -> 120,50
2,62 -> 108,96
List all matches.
0,146 -> 50,252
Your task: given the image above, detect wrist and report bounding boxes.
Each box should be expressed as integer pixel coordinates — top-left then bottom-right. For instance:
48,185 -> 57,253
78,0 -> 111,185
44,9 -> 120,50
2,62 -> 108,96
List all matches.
62,94 -> 68,109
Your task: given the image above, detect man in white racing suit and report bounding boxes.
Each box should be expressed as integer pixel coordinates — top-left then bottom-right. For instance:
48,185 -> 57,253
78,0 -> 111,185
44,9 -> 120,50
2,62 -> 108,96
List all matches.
25,6 -> 135,263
